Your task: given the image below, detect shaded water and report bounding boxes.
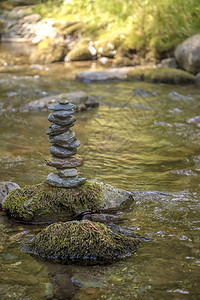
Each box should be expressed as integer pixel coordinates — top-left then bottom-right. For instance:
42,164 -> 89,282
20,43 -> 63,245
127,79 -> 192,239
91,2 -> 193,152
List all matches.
0,44 -> 200,299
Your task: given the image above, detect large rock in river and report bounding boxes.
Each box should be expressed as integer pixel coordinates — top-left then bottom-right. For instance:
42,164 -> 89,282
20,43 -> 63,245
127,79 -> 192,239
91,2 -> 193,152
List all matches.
175,34 -> 200,74
23,220 -> 140,265
76,67 -> 133,82
2,181 -> 134,223
24,91 -> 99,112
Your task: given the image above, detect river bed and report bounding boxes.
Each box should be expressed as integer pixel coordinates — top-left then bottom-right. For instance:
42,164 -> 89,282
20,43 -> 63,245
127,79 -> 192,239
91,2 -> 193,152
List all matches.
0,43 -> 200,299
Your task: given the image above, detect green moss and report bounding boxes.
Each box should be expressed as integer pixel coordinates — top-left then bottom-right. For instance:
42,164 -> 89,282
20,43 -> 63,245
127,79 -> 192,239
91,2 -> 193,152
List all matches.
126,67 -> 196,84
26,220 -> 140,265
149,36 -> 182,58
121,33 -> 146,54
62,22 -> 83,36
65,45 -> 94,61
113,57 -> 136,67
2,181 -> 102,223
30,38 -> 68,64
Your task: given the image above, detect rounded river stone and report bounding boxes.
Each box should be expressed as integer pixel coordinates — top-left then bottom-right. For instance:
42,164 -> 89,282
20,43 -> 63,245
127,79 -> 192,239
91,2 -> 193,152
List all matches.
45,156 -> 84,168
58,98 -> 69,104
50,145 -> 77,157
50,138 -> 80,149
46,173 -> 86,187
48,130 -> 75,145
48,114 -> 76,126
46,123 -> 75,136
52,109 -> 75,118
58,168 -> 78,177
48,103 -> 75,111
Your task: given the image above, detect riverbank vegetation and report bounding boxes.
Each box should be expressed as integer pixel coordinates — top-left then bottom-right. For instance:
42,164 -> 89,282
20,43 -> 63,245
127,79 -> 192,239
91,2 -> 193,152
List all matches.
33,0 -> 200,59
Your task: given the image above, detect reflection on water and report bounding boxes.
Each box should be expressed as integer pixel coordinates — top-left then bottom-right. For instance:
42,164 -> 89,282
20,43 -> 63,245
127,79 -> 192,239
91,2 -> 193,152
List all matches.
0,44 -> 200,299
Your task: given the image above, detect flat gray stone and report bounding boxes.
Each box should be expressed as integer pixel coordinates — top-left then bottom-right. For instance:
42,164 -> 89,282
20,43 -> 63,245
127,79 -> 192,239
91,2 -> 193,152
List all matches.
48,130 -> 75,144
76,67 -> 133,82
46,173 -> 86,187
58,168 -> 78,178
48,114 -> 76,126
50,138 -> 80,149
50,145 -> 77,157
46,124 -> 75,136
52,110 -> 75,118
45,156 -> 84,168
48,103 -> 75,111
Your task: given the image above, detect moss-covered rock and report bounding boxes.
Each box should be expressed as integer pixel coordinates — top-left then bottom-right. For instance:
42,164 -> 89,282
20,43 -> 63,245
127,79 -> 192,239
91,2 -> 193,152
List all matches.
2,180 -> 134,223
126,67 -> 196,84
61,22 -> 83,36
112,56 -> 139,68
65,45 -> 95,61
2,181 -> 102,223
24,220 -> 140,265
149,35 -> 182,58
30,38 -> 68,64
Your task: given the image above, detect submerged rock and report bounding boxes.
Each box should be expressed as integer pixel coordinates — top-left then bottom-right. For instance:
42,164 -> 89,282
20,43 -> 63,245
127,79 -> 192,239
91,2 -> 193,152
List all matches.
168,92 -> 194,101
23,220 -> 140,265
2,181 -> 134,223
133,88 -> 158,98
187,116 -> 200,125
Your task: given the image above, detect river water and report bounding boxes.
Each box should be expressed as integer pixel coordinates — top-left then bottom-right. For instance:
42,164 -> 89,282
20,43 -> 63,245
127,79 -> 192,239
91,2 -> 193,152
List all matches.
0,43 -> 200,299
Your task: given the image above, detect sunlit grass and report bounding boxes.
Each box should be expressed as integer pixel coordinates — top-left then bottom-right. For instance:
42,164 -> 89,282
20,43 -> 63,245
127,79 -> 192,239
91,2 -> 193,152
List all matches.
34,0 -> 200,54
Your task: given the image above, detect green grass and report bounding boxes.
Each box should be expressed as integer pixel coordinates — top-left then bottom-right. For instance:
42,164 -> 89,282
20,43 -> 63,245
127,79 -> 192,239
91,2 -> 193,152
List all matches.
34,0 -> 200,56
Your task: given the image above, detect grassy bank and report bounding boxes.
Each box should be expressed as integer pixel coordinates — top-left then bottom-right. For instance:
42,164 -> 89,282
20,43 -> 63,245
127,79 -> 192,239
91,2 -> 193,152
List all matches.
33,0 -> 200,58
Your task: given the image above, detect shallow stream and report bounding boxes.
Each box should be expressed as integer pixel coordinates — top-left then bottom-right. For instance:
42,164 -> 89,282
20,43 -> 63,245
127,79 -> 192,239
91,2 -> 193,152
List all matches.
0,43 -> 200,299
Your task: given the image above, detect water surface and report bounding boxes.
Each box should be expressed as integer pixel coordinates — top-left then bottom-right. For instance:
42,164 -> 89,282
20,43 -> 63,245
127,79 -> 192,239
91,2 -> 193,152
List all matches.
0,43 -> 200,299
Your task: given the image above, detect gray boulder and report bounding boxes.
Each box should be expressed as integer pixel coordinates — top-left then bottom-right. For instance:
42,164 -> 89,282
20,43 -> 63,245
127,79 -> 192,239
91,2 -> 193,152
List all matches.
23,91 -> 99,112
175,34 -> 200,74
76,67 -> 133,82
0,181 -> 20,208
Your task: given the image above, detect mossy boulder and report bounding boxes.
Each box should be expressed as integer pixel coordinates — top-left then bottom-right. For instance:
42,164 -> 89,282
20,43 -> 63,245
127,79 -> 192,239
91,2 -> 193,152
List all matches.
2,181 -> 102,223
61,22 -> 83,37
112,56 -> 139,68
24,220 -> 140,265
30,38 -> 68,64
126,67 -> 196,84
149,35 -> 182,58
2,181 -> 134,223
65,45 -> 95,61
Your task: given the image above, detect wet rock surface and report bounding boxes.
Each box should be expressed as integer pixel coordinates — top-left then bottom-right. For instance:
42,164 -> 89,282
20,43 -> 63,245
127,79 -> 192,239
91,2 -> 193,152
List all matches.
1,180 -> 134,223
24,91 -> 99,112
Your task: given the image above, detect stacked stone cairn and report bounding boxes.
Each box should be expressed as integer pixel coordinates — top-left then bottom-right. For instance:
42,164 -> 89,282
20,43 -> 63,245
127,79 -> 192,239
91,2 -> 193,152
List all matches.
45,97 -> 86,188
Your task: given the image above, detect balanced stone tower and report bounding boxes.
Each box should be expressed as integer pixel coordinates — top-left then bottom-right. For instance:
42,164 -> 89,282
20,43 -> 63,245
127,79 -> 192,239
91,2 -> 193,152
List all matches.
45,97 -> 86,188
